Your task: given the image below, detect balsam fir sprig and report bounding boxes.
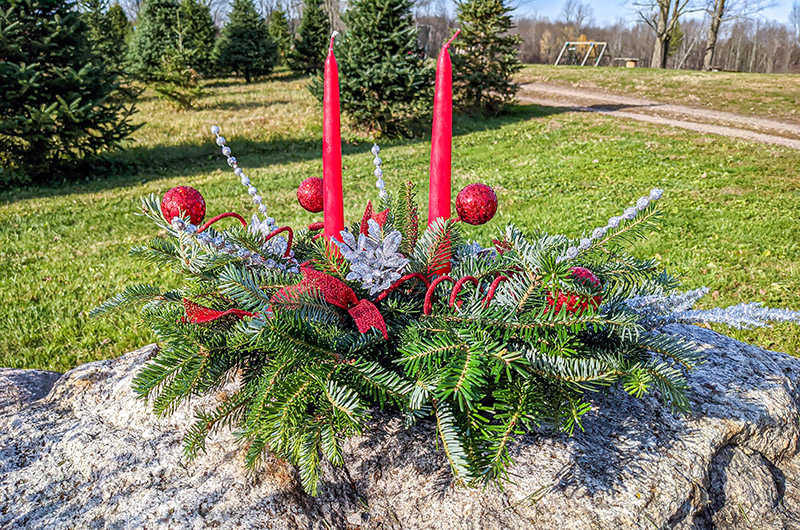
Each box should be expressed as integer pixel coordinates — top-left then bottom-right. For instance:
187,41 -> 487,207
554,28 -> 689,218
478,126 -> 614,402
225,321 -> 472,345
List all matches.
94,130 -> 800,496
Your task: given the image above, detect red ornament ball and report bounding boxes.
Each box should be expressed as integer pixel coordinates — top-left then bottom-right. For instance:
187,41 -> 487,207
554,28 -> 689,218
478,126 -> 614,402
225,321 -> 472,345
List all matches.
161,186 -> 206,225
297,177 -> 323,213
456,183 -> 498,225
546,267 -> 603,315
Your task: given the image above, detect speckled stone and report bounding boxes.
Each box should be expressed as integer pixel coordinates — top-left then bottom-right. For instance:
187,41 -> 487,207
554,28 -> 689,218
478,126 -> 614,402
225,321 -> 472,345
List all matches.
1,327 -> 799,529
0,367 -> 61,421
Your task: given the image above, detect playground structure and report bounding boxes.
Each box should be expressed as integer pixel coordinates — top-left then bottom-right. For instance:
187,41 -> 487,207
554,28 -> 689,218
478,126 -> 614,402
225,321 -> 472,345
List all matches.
554,41 -> 608,67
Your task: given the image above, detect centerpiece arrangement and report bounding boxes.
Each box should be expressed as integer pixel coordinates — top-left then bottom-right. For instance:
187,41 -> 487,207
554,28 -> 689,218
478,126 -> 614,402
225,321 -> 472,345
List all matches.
95,33 -> 800,495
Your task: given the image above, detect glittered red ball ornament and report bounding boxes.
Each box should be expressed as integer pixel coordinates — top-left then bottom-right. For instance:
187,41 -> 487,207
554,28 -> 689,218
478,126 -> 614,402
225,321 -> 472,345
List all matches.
297,177 -> 323,213
456,183 -> 498,226
161,186 -> 206,225
546,267 -> 603,315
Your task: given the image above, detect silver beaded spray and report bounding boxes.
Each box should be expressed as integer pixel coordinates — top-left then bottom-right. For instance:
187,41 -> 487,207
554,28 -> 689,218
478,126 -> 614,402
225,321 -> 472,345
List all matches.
557,188 -> 665,263
210,125 -> 276,232
372,144 -> 387,200
209,125 -> 298,264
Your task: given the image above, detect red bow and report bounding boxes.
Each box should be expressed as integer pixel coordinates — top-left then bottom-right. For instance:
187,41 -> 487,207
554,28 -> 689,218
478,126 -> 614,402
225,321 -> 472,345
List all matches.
271,268 -> 388,339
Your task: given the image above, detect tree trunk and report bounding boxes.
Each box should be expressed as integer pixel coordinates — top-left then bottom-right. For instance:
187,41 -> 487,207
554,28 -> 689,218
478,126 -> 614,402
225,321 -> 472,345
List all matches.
703,0 -> 725,70
650,2 -> 670,68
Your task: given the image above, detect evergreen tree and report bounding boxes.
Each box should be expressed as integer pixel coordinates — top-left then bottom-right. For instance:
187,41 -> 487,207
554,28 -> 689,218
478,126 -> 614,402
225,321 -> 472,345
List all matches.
321,0 -> 432,134
127,0 -> 181,80
451,0 -> 522,116
215,0 -> 277,82
287,0 -> 328,73
268,8 -> 291,66
179,0 -> 216,76
81,0 -> 130,72
127,0 -> 199,108
0,0 -> 137,183
107,2 -> 131,45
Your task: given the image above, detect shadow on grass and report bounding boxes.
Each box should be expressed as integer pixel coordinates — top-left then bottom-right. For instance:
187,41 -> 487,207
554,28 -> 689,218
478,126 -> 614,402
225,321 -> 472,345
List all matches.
199,99 -> 294,112
0,102 -> 569,205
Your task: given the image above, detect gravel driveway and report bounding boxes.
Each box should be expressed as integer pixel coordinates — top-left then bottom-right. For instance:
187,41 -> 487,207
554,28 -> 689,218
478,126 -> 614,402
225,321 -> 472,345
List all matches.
518,82 -> 800,150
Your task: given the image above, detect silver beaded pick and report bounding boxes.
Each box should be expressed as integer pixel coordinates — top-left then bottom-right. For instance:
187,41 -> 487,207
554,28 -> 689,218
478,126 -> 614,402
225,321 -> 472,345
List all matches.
556,188 -> 665,264
371,144 -> 387,200
210,125 -> 276,233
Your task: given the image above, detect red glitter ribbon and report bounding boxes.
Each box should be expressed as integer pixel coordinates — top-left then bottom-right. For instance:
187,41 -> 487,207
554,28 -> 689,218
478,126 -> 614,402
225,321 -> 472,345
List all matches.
182,298 -> 255,323
272,268 -> 388,339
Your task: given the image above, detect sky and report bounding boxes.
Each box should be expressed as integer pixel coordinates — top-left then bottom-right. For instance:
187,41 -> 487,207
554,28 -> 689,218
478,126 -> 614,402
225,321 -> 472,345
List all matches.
516,0 -> 796,26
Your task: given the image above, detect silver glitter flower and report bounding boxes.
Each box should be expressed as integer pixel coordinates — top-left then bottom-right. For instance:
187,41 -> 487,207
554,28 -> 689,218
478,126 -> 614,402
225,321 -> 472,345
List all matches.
335,220 -> 409,296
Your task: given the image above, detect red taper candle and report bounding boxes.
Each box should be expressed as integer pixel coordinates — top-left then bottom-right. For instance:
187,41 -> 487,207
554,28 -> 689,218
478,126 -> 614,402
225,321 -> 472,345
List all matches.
323,32 -> 344,243
428,30 -> 460,227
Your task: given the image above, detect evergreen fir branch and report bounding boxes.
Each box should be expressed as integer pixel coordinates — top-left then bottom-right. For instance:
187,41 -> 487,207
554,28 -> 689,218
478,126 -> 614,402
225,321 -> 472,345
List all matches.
637,332 -> 703,370
308,236 -> 350,279
523,349 -> 621,391
478,381 -> 538,482
432,400 -> 471,484
257,314 -> 345,363
438,345 -> 487,412
90,284 -> 182,316
393,180 -> 420,255
253,375 -> 313,460
218,264 -> 294,312
411,218 -> 462,276
345,359 -> 413,407
560,398 -> 592,435
183,384 -> 256,461
130,238 -> 181,268
396,331 -> 466,372
642,360 -> 690,412
295,424 -> 323,495
270,288 -> 345,326
320,420 -> 344,467
323,379 -> 368,429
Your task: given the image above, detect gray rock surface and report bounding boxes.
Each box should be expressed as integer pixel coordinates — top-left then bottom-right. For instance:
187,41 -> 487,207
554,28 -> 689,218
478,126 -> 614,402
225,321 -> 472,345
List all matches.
0,367 -> 61,421
1,326 -> 799,529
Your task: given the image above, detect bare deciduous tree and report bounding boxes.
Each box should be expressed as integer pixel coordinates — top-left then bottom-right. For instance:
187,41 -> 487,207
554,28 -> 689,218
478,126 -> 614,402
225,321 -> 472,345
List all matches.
790,0 -> 800,40
703,0 -> 775,70
634,0 -> 700,68
560,0 -> 594,30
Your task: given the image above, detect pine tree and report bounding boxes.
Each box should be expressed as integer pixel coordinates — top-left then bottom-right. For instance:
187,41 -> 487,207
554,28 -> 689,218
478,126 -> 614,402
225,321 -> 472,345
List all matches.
179,0 -> 216,76
321,0 -> 433,134
81,0 -> 130,72
128,0 -> 181,80
451,0 -> 522,116
0,0 -> 137,183
287,0 -> 328,73
215,0 -> 277,82
268,8 -> 291,66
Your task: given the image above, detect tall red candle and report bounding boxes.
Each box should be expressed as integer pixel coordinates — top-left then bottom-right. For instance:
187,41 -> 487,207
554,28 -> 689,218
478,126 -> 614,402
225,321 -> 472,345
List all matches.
323,32 -> 344,243
428,30 -> 459,227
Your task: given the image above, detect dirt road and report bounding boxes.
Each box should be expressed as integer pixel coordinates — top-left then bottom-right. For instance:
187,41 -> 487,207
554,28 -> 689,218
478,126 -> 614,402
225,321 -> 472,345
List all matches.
518,82 -> 800,150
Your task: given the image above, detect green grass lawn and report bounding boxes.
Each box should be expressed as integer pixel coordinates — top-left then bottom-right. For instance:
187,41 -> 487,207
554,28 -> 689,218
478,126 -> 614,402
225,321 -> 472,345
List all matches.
2,72 -> 799,372
518,64 -> 800,124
